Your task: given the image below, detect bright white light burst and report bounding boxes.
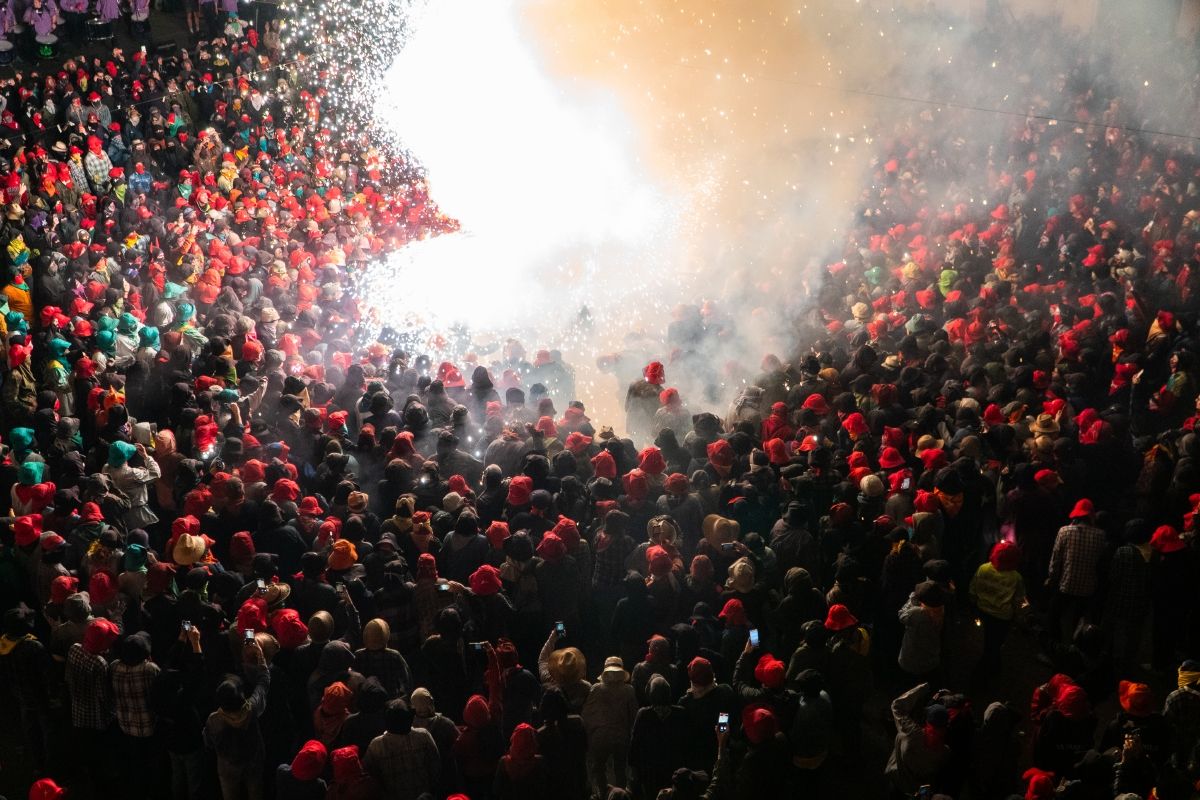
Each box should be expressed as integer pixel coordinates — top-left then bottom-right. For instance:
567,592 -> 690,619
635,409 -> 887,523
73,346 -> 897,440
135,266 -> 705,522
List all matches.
367,0 -> 680,337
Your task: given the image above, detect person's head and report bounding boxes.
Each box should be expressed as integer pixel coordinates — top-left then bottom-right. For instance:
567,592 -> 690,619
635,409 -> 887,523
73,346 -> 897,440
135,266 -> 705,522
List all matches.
647,674 -> 672,707
795,668 -> 825,698
384,699 -> 414,734
539,687 -> 570,723
119,632 -> 151,666
410,687 -> 435,718
215,676 -> 246,712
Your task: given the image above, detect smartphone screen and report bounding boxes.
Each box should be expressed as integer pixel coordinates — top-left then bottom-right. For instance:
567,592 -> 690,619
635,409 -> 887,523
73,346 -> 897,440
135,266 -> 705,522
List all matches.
181,620 -> 192,632
438,583 -> 450,593
901,477 -> 911,490
555,621 -> 566,636
717,712 -> 730,732
244,629 -> 254,642
749,628 -> 760,647
721,542 -> 734,552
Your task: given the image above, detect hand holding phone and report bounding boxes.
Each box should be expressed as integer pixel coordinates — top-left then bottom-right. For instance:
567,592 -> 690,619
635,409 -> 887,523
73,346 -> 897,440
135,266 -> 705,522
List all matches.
717,712 -> 729,733
555,621 -> 566,637
749,628 -> 760,647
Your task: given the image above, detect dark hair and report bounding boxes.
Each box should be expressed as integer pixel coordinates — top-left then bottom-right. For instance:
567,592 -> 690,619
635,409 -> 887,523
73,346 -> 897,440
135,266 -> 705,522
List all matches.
215,676 -> 246,711
385,698 -> 414,734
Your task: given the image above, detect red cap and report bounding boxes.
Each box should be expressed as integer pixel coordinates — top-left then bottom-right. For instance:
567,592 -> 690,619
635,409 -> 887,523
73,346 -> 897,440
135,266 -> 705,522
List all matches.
290,740 -> 328,782
753,654 -> 786,689
802,393 -> 830,415
878,446 -> 905,470
1151,525 -> 1186,554
824,603 -> 858,631
1068,498 -> 1093,519
506,475 -> 533,506
1118,680 -> 1154,717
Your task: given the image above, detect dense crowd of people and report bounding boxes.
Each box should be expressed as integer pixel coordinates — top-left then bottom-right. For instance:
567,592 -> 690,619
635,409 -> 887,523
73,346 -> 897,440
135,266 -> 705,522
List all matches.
0,5 -> 1199,800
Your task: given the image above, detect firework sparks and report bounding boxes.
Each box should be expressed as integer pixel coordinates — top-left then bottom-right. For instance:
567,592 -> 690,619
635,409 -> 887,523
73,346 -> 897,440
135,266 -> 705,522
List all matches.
365,0 -> 680,338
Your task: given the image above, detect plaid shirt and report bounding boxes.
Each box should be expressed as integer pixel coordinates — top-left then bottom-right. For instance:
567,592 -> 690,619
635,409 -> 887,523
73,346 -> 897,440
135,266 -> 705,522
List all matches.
84,150 -> 113,191
66,643 -> 112,730
592,534 -> 636,589
1048,523 -> 1106,597
111,660 -> 161,737
363,729 -> 439,800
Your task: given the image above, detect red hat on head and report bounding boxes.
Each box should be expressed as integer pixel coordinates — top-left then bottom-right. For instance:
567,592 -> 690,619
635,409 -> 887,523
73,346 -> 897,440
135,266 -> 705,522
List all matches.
638,446 -> 666,476
1034,469 -> 1060,489
665,472 -> 690,495
13,514 -> 43,546
754,654 -> 786,689
706,439 -> 734,468
535,532 -> 567,561
40,532 -> 65,552
82,617 -> 120,654
802,393 -> 830,415
841,413 -> 868,437
1023,768 -> 1055,800
687,656 -> 714,686
1118,680 -> 1153,717
643,361 -> 665,385
80,502 -> 104,523
1054,684 -> 1089,719
298,496 -> 323,516
506,475 -> 533,507
659,387 -> 680,406
742,706 -> 780,744
29,778 -> 66,800
647,545 -> 672,575
1068,498 -> 1093,519
237,597 -> 268,635
240,459 -> 266,484
290,740 -> 328,782
824,603 -> 858,631
565,432 -> 592,453
765,438 -> 789,466
913,490 -> 941,513
271,478 -> 300,503
50,575 -> 80,604
469,564 -> 502,596
878,446 -> 905,470
485,521 -> 510,550
989,540 -> 1020,571
229,531 -> 256,562
270,608 -> 309,649
590,450 -> 617,480
551,516 -> 580,548
1151,525 -> 1186,554
983,404 -> 1005,426
919,448 -> 948,471
717,598 -> 747,627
